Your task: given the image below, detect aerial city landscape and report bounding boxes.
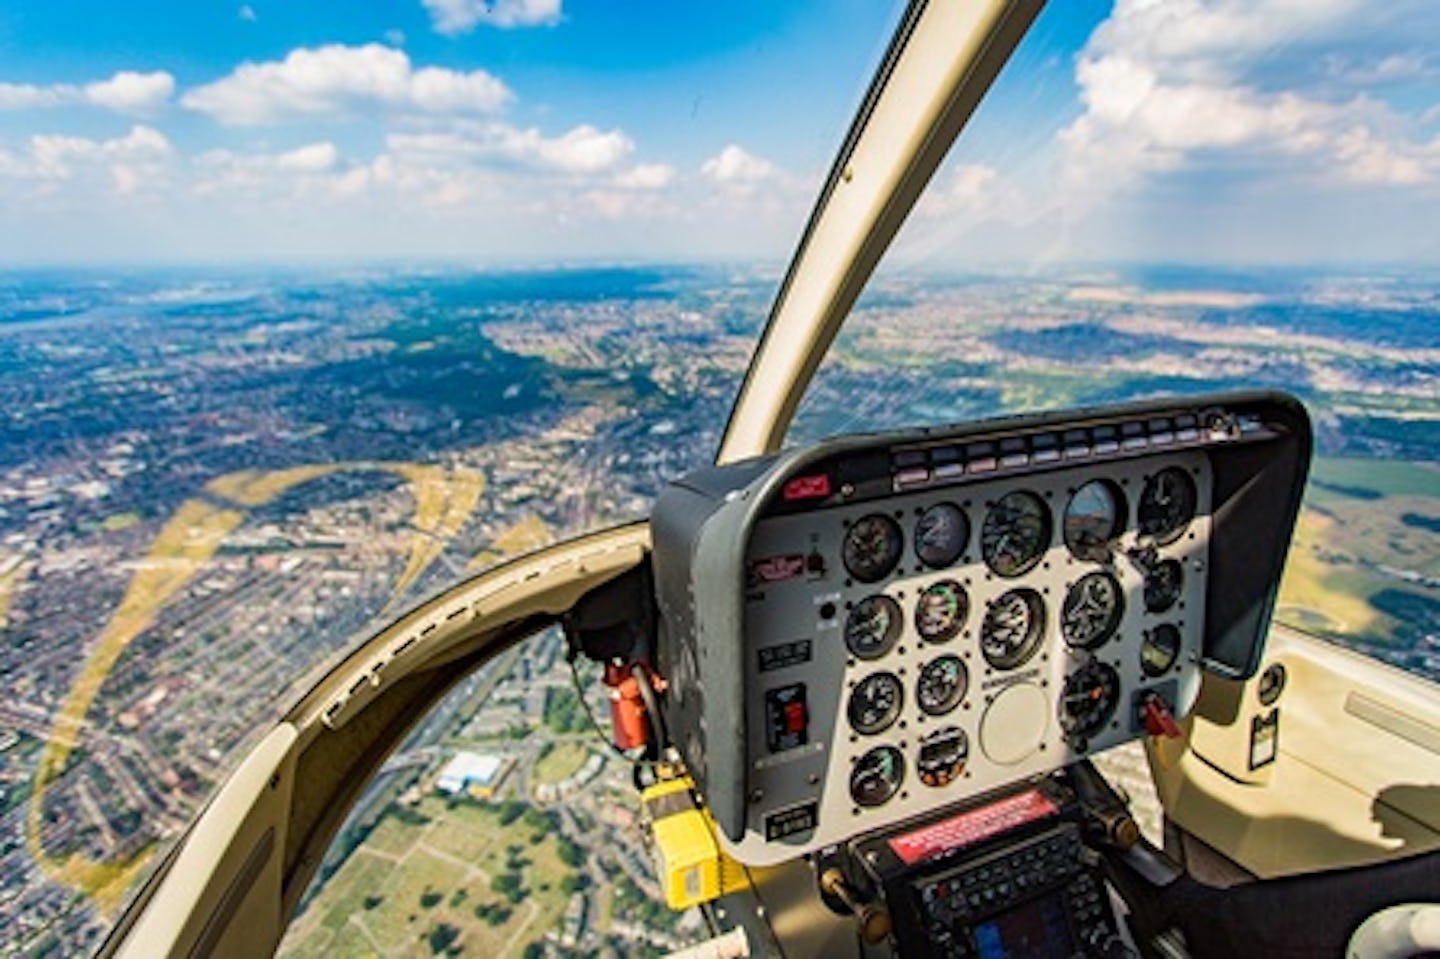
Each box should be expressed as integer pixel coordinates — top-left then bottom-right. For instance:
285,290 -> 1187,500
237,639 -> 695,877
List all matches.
0,264 -> 1436,957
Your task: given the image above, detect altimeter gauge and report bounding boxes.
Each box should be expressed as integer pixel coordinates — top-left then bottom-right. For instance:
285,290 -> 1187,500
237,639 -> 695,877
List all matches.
981,491 -> 1051,577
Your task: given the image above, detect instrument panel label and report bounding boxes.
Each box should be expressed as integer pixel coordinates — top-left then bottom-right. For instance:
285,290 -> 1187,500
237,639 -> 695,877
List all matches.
758,639 -> 812,673
764,801 -> 818,841
749,553 -> 806,586
887,789 -> 1059,865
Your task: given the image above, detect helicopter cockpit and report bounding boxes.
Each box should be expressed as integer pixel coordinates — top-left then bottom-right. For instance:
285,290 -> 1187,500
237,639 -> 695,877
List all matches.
66,1 -> 1439,957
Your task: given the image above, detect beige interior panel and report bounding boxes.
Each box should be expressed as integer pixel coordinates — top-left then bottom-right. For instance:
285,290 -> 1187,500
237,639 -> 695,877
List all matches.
1153,625 -> 1440,878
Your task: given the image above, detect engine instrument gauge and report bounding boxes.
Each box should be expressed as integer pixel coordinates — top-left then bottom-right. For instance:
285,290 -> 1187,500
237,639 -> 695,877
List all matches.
914,580 -> 968,643
917,726 -> 969,787
848,672 -> 904,735
850,745 -> 905,808
1063,480 -> 1126,562
1059,661 -> 1121,742
981,491 -> 1051,577
1141,623 -> 1182,676
1138,467 -> 1197,545
980,588 -> 1046,670
845,595 -> 902,660
916,655 -> 968,716
914,502 -> 969,569
1061,571 -> 1125,649
1143,559 -> 1184,613
842,513 -> 904,583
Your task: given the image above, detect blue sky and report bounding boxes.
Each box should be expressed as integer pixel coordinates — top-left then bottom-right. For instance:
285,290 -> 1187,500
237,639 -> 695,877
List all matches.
0,0 -> 1437,265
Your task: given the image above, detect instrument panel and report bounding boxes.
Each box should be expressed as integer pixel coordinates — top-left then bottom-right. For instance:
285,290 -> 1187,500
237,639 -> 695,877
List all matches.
733,453 -> 1210,863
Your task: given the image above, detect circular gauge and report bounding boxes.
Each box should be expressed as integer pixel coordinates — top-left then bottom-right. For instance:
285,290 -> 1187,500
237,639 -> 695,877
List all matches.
1061,571 -> 1126,649
1060,661 -> 1122,742
916,655 -> 968,716
981,491 -> 1051,577
1063,480 -> 1126,562
917,727 -> 969,787
914,580 -> 968,643
980,588 -> 1046,670
845,595 -> 903,660
1138,467 -> 1197,545
850,745 -> 905,808
1141,623 -> 1182,676
1143,559 -> 1184,613
1257,663 -> 1286,706
915,502 -> 969,569
842,513 -> 904,583
848,672 -> 904,735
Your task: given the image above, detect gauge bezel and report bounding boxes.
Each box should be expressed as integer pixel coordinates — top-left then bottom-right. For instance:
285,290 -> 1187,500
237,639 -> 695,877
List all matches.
1138,466 -> 1198,545
845,594 -> 904,660
1062,479 -> 1127,562
847,671 -> 904,735
914,501 -> 969,569
842,513 -> 904,583
916,726 -> 969,787
1140,622 -> 1182,676
916,654 -> 968,716
1059,661 -> 1122,739
849,744 -> 906,808
1061,570 -> 1126,650
1143,558 -> 1184,614
913,579 -> 968,643
980,587 -> 1047,670
980,490 -> 1052,577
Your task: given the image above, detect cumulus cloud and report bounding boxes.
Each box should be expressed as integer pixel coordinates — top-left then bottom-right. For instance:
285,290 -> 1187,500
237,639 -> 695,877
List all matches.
422,0 -> 561,35
0,125 -> 173,197
700,144 -> 776,184
615,163 -> 676,190
386,122 -> 633,174
0,70 -> 174,115
193,142 -> 342,196
180,44 -> 511,125
1060,0 -> 1439,203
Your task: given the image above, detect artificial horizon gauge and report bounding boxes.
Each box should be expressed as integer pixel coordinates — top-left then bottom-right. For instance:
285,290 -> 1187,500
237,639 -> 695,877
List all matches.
1141,623 -> 1182,676
845,595 -> 903,660
1061,571 -> 1125,649
914,579 -> 968,642
848,671 -> 904,734
1138,466 -> 1198,545
917,726 -> 969,787
1060,660 -> 1121,741
842,513 -> 904,583
850,745 -> 905,807
914,501 -> 969,569
1064,479 -> 1126,562
980,588 -> 1046,670
980,490 -> 1051,577
916,654 -> 968,716
1143,559 -> 1184,613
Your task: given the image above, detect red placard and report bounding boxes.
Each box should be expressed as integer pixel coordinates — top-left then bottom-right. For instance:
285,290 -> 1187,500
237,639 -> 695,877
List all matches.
782,473 -> 831,501
887,789 -> 1059,866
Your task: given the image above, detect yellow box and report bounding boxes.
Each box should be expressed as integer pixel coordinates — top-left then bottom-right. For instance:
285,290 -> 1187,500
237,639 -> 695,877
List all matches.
642,777 -> 748,910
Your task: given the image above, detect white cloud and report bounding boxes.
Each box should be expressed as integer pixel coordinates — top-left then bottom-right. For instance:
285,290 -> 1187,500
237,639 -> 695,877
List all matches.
386,122 -> 633,174
180,44 -> 511,125
1,125 -> 173,197
238,4 -> 257,22
0,70 -> 174,115
193,142 -> 342,196
701,144 -> 776,184
421,0 -> 561,35
1059,0 -> 1440,205
615,163 -> 675,190
83,71 -> 176,114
